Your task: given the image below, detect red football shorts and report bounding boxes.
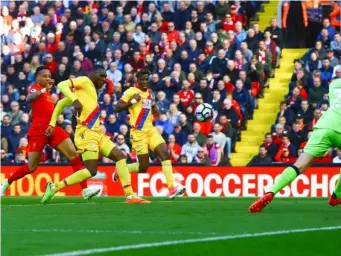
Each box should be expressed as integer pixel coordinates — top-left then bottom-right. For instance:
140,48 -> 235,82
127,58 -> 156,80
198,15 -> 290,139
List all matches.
28,126 -> 69,153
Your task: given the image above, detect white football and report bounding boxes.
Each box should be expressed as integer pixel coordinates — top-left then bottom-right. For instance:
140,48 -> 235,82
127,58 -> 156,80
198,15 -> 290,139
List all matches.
195,103 -> 214,122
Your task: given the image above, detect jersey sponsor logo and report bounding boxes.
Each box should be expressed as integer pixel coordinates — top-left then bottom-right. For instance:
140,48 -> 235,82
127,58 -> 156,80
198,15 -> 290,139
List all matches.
142,98 -> 152,109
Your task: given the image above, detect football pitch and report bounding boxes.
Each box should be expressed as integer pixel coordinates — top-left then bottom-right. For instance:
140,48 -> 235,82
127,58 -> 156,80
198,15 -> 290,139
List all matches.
2,197 -> 341,256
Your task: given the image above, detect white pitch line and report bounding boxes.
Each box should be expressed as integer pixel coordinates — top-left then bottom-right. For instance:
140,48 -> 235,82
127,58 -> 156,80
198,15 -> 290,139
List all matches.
2,228 -> 220,236
42,226 -> 341,256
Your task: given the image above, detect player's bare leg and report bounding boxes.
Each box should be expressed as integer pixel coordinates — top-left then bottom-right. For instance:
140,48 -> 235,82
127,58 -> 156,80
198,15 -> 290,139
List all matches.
154,143 -> 186,199
107,147 -> 150,204
56,139 -> 100,200
1,152 -> 41,196
249,153 -> 315,213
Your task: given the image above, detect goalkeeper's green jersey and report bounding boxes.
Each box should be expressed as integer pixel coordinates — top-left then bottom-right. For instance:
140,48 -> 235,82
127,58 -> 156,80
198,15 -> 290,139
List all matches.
314,78 -> 341,133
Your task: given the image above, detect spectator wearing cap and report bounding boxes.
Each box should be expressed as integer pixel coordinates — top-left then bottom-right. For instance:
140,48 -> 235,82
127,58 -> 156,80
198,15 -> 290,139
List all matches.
248,146 -> 272,166
181,134 -> 201,163
308,77 -> 327,108
167,134 -> 182,163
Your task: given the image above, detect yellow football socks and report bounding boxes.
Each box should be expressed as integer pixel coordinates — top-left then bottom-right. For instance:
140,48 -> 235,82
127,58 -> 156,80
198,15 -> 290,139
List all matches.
116,159 -> 134,196
161,160 -> 174,188
127,163 -> 140,173
53,168 -> 92,193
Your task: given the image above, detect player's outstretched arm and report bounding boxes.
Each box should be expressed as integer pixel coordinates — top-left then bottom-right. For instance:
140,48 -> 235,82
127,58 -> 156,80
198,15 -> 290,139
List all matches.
26,88 -> 46,103
114,93 -> 141,112
57,80 -> 83,117
57,81 -> 78,102
49,97 -> 73,127
46,97 -> 73,137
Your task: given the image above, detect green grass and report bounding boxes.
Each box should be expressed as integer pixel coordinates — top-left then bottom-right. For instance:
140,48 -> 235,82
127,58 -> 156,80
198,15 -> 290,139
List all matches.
1,197 -> 341,256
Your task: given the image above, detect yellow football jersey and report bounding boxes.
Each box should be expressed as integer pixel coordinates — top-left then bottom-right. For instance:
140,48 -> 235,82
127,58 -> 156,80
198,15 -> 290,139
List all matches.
120,87 -> 155,132
69,76 -> 100,131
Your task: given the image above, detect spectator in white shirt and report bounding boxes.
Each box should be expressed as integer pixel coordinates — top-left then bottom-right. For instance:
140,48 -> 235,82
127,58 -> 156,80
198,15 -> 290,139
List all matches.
115,134 -> 131,155
181,134 -> 201,163
106,62 -> 122,83
167,103 -> 181,126
133,24 -> 146,44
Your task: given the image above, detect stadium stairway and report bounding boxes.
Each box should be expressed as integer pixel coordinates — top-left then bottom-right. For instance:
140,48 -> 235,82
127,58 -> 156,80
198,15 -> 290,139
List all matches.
230,48 -> 308,167
257,1 -> 279,31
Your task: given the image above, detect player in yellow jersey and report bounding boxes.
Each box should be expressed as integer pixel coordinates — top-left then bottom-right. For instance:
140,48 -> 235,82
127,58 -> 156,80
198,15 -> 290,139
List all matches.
41,66 -> 149,204
114,70 -> 186,199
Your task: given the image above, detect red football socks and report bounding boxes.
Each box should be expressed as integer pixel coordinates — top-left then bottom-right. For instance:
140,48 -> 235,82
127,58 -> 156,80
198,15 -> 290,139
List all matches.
70,156 -> 88,189
8,164 -> 31,184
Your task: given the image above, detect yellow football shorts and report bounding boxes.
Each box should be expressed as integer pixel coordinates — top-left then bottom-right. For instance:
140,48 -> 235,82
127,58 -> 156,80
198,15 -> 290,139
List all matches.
130,127 -> 165,155
75,126 -> 115,160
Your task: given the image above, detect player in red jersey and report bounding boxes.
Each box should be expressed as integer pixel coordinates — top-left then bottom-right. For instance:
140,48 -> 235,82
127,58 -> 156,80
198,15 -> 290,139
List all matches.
1,67 -> 100,199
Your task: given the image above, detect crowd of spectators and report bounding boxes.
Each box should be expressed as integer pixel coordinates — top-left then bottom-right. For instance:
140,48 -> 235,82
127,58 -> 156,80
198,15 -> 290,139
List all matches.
2,0 -> 279,166
249,8 -> 341,166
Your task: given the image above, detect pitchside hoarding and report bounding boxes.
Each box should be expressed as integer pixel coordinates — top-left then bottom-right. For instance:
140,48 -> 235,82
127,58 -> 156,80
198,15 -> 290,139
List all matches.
1,166 -> 340,197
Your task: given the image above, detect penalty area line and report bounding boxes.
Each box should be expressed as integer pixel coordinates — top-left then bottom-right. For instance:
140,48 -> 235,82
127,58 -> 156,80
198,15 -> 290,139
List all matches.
42,226 -> 341,256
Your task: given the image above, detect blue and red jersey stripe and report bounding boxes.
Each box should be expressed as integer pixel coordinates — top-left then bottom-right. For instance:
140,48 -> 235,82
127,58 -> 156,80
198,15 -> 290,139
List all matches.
82,105 -> 100,129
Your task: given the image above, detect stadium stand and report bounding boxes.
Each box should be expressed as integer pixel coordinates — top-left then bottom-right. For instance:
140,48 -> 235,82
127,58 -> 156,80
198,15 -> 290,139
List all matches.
1,1 -> 339,167
248,1 -> 341,166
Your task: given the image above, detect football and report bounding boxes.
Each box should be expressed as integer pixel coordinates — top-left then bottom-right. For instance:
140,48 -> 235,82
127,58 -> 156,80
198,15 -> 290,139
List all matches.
195,103 -> 214,122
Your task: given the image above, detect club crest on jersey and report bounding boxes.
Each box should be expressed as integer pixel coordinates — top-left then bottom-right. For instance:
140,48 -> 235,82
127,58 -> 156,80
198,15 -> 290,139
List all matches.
30,89 -> 37,93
